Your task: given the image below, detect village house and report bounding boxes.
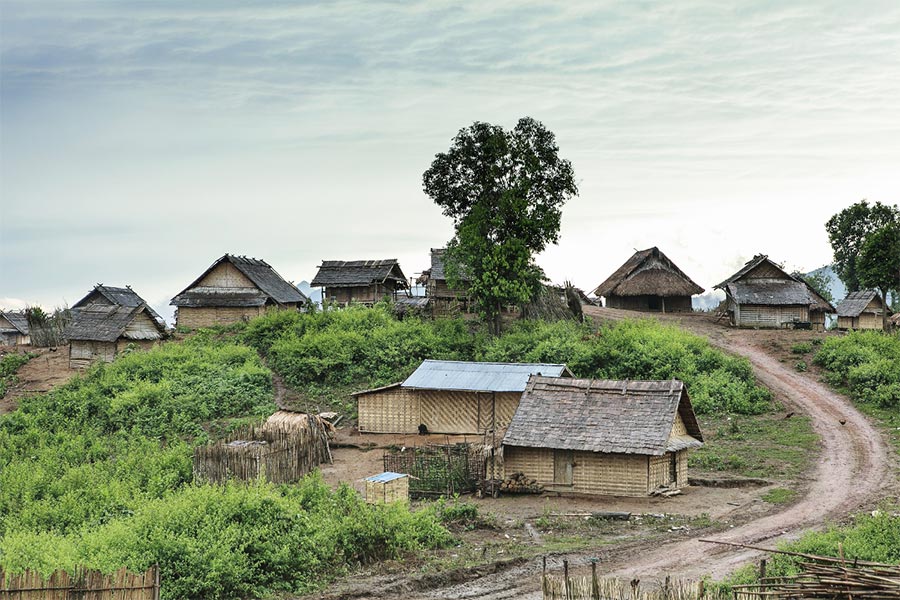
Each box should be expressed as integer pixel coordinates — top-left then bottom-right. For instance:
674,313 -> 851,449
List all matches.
353,360 -> 573,435
73,284 -> 165,326
65,304 -> 166,368
836,290 -> 891,331
171,254 -> 308,329
502,377 -> 703,497
803,283 -> 837,332
0,311 -> 30,346
592,247 -> 703,312
311,259 -> 409,305
418,248 -> 471,315
715,255 -> 816,328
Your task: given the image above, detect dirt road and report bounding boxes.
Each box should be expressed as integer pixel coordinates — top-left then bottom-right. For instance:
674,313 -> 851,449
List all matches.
362,308 -> 897,600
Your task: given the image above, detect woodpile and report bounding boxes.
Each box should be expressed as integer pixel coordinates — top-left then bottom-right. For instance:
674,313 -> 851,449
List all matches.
500,471 -> 544,494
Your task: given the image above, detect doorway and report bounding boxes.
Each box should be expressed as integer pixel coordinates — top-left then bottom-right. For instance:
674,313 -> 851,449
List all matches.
553,450 -> 574,486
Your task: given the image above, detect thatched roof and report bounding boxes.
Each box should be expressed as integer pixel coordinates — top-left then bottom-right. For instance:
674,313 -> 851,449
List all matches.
73,284 -> 165,324
310,259 -> 408,288
0,311 -> 29,335
65,305 -> 166,343
592,247 -> 703,298
836,290 -> 886,317
172,255 -> 308,308
503,377 -> 703,456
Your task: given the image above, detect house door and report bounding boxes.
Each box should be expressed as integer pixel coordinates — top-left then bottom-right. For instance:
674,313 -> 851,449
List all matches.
669,452 -> 677,485
553,450 -> 574,486
648,296 -> 661,311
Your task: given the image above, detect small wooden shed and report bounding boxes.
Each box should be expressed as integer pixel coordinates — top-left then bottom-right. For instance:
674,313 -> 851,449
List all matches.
353,360 -> 573,435
171,254 -> 308,329
0,311 -> 30,346
802,283 -> 837,332
311,259 -> 409,305
715,255 -> 814,328
836,290 -> 891,330
502,377 -> 703,497
65,304 -> 166,368
365,472 -> 410,504
418,248 -> 471,315
592,247 -> 703,312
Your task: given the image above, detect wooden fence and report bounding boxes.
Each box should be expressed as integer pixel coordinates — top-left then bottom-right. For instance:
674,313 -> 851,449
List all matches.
383,443 -> 484,498
193,414 -> 332,484
0,565 -> 158,600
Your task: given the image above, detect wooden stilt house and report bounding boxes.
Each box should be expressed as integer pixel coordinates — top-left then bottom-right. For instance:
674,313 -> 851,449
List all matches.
592,247 -> 703,312
311,259 -> 409,305
836,290 -> 891,330
0,311 -> 30,346
65,304 -> 166,368
353,360 -> 573,435
501,377 -> 703,497
418,249 -> 471,315
715,255 -> 814,328
171,254 -> 308,329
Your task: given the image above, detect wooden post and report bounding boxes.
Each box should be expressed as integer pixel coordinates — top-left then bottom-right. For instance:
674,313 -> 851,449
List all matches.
153,563 -> 161,600
590,560 -> 599,600
563,559 -> 570,600
759,558 -> 767,596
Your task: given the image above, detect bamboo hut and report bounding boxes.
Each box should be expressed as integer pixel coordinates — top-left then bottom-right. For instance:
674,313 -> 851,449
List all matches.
801,282 -> 836,332
353,360 -> 573,435
502,377 -> 703,497
171,254 -> 308,329
418,248 -> 471,315
365,472 -> 410,504
0,311 -> 30,345
64,304 -> 166,368
311,259 -> 409,305
836,290 -> 891,330
715,255 -> 814,328
592,247 -> 703,312
73,284 -> 165,326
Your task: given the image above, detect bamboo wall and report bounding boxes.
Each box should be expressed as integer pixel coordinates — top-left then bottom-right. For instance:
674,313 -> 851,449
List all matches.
176,306 -> 265,329
122,311 -> 162,340
0,566 -> 159,600
839,309 -> 884,330
358,387 -> 421,433
69,340 -> 117,369
198,262 -> 256,288
734,304 -> 808,328
365,476 -> 409,504
326,284 -> 400,305
607,295 -> 693,312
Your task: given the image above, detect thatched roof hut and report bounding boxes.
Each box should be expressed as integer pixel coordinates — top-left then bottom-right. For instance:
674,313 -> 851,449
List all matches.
74,284 -> 165,325
800,282 -> 836,331
0,310 -> 30,346
715,255 -> 815,328
836,290 -> 891,330
65,304 -> 166,368
311,259 -> 408,305
171,254 -> 307,329
592,247 -> 703,312
502,377 -> 703,497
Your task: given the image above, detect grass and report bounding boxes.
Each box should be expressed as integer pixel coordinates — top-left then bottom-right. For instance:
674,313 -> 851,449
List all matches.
690,411 -> 818,480
0,352 -> 34,397
761,487 -> 797,504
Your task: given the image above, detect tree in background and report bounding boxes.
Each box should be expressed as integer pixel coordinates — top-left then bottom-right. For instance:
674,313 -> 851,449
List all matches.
826,200 -> 899,292
856,223 -> 900,329
792,270 -> 834,304
422,117 -> 578,334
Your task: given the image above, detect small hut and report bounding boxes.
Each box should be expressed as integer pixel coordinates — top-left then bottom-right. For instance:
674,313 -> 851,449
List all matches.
171,254 -> 308,329
592,247 -> 703,312
73,284 -> 165,326
365,472 -> 410,504
418,248 -> 471,315
0,311 -> 30,345
801,282 -> 836,332
836,290 -> 891,330
353,360 -> 573,435
311,259 -> 409,305
65,304 -> 166,368
502,377 -> 703,497
715,255 -> 814,328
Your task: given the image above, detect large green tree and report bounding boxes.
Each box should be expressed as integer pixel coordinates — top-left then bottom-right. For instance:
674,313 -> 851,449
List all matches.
857,223 -> 900,329
422,117 -> 578,334
825,200 -> 899,292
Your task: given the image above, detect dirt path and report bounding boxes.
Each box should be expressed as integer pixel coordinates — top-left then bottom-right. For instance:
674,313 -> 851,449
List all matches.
351,308 -> 897,600
0,346 -> 76,414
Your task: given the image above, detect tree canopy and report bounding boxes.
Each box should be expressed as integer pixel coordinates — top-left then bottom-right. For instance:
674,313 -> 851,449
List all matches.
422,117 -> 578,333
825,200 -> 899,292
857,223 -> 900,327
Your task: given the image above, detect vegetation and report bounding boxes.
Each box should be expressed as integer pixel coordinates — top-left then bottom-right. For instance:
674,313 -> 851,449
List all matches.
791,270 -> 833,304
0,334 -> 450,599
825,200 -> 899,298
761,487 -> 797,504
856,222 -> 900,328
0,352 -> 33,397
24,306 -> 71,347
422,117 -> 578,334
814,331 -> 900,409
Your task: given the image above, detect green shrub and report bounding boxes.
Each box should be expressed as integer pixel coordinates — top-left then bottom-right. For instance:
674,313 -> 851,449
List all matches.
791,342 -> 812,354
814,332 -> 900,408
0,352 -> 34,397
795,361 -> 807,372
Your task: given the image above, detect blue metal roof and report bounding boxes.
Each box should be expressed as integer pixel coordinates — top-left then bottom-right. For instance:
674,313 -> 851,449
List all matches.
402,360 -> 571,393
365,471 -> 408,483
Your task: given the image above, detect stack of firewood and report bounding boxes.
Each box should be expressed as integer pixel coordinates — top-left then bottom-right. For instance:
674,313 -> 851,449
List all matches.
500,472 -> 544,494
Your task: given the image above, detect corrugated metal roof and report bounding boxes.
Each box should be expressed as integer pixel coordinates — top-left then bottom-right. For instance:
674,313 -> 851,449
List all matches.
366,471 -> 408,483
402,360 -> 571,392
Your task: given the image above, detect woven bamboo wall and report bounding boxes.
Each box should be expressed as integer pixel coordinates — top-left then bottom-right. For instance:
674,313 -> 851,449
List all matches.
69,340 -> 116,369
505,447 -> 651,496
671,412 -> 688,436
198,262 -> 256,288
735,304 -> 808,328
328,285 -> 385,304
858,312 -> 883,330
357,387 -> 420,433
648,454 -> 671,490
421,390 -> 481,433
0,565 -> 159,599
176,306 -> 264,329
492,392 -> 521,430
365,476 -> 409,504
676,449 -> 688,487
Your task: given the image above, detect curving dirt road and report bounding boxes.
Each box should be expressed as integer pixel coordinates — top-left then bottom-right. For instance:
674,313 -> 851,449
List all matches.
370,308 -> 897,600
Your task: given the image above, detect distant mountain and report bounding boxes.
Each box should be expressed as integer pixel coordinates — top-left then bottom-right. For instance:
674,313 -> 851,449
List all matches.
297,281 -> 322,305
804,264 -> 846,304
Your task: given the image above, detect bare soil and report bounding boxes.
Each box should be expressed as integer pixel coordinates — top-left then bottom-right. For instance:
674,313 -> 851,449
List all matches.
314,308 -> 898,599
0,345 -> 76,414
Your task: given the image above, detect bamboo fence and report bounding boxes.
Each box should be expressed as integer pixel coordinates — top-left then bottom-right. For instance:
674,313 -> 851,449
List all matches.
382,443 -> 484,498
193,413 -> 331,484
0,565 -> 159,600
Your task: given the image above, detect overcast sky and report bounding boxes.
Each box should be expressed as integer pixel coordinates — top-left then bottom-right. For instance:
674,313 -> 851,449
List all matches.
2,1 -> 899,321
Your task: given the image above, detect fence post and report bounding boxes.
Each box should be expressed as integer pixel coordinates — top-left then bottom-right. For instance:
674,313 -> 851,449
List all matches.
664,574 -> 671,599
759,558 -> 767,596
153,563 -> 161,600
542,556 -> 547,599
563,559 -> 570,600
590,559 -> 599,600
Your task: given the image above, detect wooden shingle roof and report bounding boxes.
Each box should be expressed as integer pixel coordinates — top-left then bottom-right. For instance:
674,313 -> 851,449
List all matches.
503,377 -> 703,456
593,247 -> 703,298
73,285 -> 165,324
171,255 -> 308,307
310,259 -> 408,288
836,290 -> 886,317
0,311 -> 29,335
715,255 -> 814,307
64,305 -> 166,343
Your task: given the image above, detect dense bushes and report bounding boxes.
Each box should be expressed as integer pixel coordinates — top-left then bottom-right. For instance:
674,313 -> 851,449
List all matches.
245,307 -> 771,415
814,331 -> 900,408
0,351 -> 33,397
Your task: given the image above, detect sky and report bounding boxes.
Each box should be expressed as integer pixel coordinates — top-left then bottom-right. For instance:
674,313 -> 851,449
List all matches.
2,1 -> 900,322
